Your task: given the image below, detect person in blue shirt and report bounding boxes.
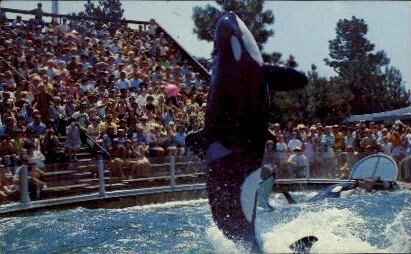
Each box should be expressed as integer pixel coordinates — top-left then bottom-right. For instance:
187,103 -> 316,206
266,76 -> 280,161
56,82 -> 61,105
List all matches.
321,126 -> 335,152
174,125 -> 187,157
130,72 -> 142,90
22,104 -> 35,124
133,125 -> 149,144
180,62 -> 189,76
26,114 -> 47,137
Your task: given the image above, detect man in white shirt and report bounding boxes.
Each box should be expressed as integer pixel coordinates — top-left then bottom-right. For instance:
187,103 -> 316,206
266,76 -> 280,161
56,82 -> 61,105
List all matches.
287,147 -> 308,178
57,18 -> 70,32
287,131 -> 303,152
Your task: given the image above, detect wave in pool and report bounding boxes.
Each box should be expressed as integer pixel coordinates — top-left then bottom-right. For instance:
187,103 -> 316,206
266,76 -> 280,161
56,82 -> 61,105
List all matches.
1,190 -> 410,253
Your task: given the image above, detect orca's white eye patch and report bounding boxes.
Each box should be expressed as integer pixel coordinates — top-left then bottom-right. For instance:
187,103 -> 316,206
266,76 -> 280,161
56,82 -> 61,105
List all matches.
235,15 -> 263,66
230,36 -> 242,62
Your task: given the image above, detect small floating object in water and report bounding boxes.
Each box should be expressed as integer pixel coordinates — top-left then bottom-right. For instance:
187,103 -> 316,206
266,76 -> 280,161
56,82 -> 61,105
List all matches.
289,235 -> 319,254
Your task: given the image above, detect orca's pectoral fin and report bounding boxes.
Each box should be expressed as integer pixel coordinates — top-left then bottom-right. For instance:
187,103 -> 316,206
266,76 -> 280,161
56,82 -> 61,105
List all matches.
185,129 -> 206,159
289,236 -> 318,254
263,64 -> 308,91
282,190 -> 297,204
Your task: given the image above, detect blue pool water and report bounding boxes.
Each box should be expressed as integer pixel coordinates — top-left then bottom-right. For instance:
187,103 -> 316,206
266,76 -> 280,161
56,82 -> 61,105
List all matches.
1,189 -> 410,253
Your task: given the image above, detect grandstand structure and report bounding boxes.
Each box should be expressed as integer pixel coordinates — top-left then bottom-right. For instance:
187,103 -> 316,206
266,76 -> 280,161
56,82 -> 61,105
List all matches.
0,7 -> 210,203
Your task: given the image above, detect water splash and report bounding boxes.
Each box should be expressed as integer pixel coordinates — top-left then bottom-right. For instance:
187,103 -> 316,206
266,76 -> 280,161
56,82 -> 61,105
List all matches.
257,190 -> 411,253
260,208 -> 380,253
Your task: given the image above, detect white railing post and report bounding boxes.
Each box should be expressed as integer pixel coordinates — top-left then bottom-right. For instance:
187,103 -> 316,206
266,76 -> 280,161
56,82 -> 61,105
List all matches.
98,159 -> 106,196
170,155 -> 176,188
20,165 -> 31,205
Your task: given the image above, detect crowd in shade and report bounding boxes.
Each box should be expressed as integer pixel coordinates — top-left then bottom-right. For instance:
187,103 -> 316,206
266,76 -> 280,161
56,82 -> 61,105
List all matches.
1,6 -> 411,203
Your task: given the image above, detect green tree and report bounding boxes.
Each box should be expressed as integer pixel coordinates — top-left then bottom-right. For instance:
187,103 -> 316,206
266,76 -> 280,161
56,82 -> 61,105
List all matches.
262,52 -> 282,64
306,65 -> 352,124
270,55 -> 308,125
76,0 -> 124,24
192,0 -> 275,50
325,16 -> 410,115
381,66 -> 411,109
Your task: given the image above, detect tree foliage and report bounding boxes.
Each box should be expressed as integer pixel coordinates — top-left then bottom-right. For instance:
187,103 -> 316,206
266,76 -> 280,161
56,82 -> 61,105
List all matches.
270,55 -> 307,125
305,65 -> 352,124
262,52 -> 283,64
192,0 -> 275,50
271,63 -> 353,126
76,0 -> 124,24
325,16 -> 410,115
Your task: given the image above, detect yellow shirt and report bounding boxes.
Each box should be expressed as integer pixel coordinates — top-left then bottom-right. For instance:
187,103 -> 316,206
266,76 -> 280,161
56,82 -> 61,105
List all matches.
333,131 -> 345,150
98,122 -> 117,133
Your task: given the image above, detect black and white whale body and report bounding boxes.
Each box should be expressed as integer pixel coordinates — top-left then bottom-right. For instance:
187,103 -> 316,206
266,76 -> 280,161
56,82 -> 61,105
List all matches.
309,182 -> 357,202
187,12 -> 308,250
282,182 -> 358,205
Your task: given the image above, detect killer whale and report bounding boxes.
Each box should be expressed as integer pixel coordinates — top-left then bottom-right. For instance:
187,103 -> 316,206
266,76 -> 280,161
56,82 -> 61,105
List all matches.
186,11 -> 309,251
282,182 -> 358,205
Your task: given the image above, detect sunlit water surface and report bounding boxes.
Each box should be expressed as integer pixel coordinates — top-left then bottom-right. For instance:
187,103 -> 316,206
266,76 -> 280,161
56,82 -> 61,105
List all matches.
1,189 -> 410,253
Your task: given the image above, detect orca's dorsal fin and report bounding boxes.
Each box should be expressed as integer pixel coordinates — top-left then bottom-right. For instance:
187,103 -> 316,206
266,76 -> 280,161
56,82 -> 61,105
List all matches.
282,190 -> 297,204
289,236 -> 318,254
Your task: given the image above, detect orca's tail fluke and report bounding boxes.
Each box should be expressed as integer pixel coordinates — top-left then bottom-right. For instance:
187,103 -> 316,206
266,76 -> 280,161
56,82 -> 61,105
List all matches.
289,236 -> 318,254
282,190 -> 297,204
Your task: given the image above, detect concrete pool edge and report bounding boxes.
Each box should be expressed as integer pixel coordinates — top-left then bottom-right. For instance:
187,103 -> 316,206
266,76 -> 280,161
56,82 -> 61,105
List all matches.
1,180 -> 410,217
0,184 -> 207,216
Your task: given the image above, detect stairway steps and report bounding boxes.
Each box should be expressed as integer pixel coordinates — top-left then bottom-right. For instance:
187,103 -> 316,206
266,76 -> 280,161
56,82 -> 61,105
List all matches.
81,183 -> 126,191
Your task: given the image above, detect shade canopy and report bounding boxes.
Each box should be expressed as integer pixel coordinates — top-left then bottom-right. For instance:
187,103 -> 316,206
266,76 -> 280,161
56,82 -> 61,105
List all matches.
346,106 -> 411,122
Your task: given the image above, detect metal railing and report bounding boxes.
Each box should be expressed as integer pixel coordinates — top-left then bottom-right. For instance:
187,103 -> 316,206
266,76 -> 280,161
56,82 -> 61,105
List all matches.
0,7 -> 150,26
0,154 -> 204,207
263,151 -> 410,181
1,151 -> 409,208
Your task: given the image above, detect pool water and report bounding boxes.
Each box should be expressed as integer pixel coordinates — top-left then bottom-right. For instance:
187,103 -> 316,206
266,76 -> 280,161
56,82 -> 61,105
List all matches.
1,189 -> 410,253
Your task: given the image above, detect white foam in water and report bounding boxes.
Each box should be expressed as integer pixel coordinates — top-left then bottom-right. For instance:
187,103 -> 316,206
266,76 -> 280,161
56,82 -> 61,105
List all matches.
384,207 -> 411,253
260,208 -> 382,253
115,198 -> 209,211
205,225 -> 248,254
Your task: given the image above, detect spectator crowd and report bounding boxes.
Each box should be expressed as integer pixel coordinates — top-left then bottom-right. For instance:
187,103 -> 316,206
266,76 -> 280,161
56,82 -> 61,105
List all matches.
263,121 -> 411,179
1,6 -> 207,203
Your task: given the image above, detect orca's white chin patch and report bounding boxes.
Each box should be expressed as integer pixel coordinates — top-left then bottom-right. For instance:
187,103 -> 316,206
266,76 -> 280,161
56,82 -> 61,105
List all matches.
240,168 -> 262,222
